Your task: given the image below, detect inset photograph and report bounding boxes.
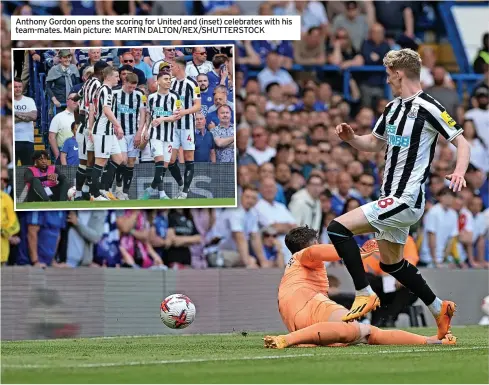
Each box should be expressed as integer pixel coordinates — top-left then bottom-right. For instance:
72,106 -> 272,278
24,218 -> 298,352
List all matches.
12,45 -> 236,210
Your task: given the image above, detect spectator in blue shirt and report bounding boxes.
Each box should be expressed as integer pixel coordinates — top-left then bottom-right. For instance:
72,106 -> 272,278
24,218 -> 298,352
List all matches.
252,40 -> 294,69
17,211 -> 67,267
360,23 -> 391,108
466,164 -> 489,209
194,112 -> 216,163
207,54 -> 229,93
206,86 -> 235,129
197,74 -> 214,117
60,121 -> 80,166
293,88 -> 327,112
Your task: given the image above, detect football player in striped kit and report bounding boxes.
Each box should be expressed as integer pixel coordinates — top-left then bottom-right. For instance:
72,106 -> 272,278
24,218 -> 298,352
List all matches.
75,60 -> 109,200
88,66 -> 124,201
328,49 -> 471,340
141,69 -> 180,200
168,57 -> 202,199
110,73 -> 146,200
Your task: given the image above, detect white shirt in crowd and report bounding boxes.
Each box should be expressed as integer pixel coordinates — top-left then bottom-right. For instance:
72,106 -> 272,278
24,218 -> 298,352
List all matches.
419,203 -> 459,265
449,138 -> 489,173
215,207 -> 259,251
254,198 -> 297,263
455,207 -> 474,263
420,66 -> 452,88
285,1 -> 328,33
14,95 -> 37,142
185,60 -> 214,79
465,108 -> 489,149
49,109 -> 75,148
246,146 -> 276,166
474,212 -> 488,242
288,188 -> 322,231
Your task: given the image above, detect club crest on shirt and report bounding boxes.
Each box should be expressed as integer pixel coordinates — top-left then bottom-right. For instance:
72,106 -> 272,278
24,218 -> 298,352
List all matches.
407,105 -> 418,119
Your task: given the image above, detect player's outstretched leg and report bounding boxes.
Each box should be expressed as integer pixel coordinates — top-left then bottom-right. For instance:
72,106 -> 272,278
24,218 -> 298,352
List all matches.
379,255 -> 456,339
367,326 -> 456,345
327,219 -> 380,321
264,322 -> 457,349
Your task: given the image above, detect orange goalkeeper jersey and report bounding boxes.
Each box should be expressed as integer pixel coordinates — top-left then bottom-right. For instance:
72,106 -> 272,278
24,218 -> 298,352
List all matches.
278,244 -> 340,321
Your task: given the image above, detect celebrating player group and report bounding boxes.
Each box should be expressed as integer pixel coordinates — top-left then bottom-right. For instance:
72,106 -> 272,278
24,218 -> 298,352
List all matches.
74,56 -> 201,201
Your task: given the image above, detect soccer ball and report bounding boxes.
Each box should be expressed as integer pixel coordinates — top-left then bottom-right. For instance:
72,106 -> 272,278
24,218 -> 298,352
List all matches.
160,294 -> 196,329
67,186 -> 77,201
482,295 -> 489,316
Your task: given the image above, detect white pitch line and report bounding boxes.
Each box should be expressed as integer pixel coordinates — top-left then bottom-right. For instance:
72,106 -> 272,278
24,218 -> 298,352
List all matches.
2,346 -> 486,370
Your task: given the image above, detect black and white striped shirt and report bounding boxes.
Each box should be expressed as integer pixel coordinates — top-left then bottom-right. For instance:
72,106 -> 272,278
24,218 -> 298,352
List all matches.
93,85 -> 115,136
170,76 -> 200,131
147,90 -> 179,142
78,77 -> 101,134
112,88 -> 145,136
373,91 -> 463,208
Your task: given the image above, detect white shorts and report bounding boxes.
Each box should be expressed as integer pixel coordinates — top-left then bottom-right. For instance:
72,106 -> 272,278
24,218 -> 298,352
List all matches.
149,139 -> 172,162
93,134 -> 121,159
361,196 -> 424,244
76,132 -> 87,161
172,128 -> 195,151
119,135 -> 140,158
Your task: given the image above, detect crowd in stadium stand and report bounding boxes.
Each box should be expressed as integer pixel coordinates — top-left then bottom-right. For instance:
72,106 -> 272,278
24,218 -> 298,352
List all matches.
1,1 -> 489,280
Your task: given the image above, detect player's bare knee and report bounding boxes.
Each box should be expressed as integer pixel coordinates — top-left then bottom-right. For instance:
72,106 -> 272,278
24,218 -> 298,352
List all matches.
378,240 -> 404,265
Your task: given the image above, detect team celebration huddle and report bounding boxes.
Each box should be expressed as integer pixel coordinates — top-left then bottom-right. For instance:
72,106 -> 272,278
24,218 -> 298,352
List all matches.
13,45 -> 235,207
78,52 -> 202,201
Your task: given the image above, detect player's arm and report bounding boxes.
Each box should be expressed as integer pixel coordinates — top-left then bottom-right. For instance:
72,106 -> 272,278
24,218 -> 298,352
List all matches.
298,244 -> 341,268
179,83 -> 202,116
48,116 -> 60,159
88,103 -> 95,132
336,125 -> 386,153
423,99 -> 470,192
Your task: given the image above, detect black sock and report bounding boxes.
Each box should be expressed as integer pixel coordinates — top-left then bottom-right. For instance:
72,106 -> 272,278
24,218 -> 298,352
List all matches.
90,164 -> 104,197
327,220 -> 369,291
168,162 -> 183,187
103,160 -> 118,191
380,260 -> 436,305
123,166 -> 134,194
75,166 -> 86,191
151,161 -> 166,189
86,166 -> 93,189
115,163 -> 125,188
183,161 -> 194,194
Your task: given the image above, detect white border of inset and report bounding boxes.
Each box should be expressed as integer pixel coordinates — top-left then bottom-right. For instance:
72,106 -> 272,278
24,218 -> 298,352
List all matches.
11,44 -> 238,212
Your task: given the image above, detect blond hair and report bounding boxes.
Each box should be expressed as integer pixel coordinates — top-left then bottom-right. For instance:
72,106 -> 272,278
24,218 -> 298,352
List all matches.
383,49 -> 422,79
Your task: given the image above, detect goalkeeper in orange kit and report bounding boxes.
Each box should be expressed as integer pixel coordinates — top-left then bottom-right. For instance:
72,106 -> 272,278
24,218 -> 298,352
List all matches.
264,227 -> 456,349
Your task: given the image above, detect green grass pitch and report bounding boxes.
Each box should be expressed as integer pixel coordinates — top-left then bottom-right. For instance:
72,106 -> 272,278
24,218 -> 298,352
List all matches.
2,326 -> 487,383
16,198 -> 236,210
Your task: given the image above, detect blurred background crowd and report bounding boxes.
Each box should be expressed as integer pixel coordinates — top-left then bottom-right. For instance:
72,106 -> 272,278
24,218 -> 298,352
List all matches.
1,0 -> 489,289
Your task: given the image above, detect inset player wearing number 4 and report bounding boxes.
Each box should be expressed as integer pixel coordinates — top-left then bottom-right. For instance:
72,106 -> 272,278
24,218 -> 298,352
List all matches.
142,69 -> 180,200
169,57 -> 202,199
